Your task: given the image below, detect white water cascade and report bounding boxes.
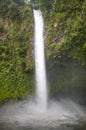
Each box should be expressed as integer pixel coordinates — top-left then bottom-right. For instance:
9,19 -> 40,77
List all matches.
0,5 -> 85,129
33,9 -> 47,109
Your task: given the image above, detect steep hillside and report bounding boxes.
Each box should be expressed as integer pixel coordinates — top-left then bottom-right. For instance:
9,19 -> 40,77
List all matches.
0,0 -> 34,100
0,0 -> 86,101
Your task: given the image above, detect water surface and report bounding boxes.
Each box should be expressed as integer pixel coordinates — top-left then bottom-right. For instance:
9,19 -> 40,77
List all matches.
0,99 -> 86,130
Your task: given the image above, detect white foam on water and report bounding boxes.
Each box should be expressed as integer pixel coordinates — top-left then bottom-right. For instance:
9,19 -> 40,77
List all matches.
0,99 -> 85,128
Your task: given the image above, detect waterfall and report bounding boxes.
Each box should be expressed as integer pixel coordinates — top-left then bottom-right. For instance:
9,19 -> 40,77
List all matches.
33,9 -> 47,109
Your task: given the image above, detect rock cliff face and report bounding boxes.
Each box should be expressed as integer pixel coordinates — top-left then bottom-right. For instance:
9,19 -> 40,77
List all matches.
40,0 -> 86,66
34,0 -> 86,103
0,0 -> 86,101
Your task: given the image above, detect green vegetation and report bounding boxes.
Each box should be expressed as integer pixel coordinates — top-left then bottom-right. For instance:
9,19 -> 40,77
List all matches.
0,0 -> 34,101
0,0 -> 86,101
43,0 -> 86,65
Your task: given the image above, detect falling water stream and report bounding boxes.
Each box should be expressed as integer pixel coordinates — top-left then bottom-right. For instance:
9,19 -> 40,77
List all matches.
0,9 -> 86,130
33,9 -> 47,109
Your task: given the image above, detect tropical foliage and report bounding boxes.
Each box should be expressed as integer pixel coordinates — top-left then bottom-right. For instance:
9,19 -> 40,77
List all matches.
0,0 -> 86,101
42,0 -> 86,65
0,0 -> 34,101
